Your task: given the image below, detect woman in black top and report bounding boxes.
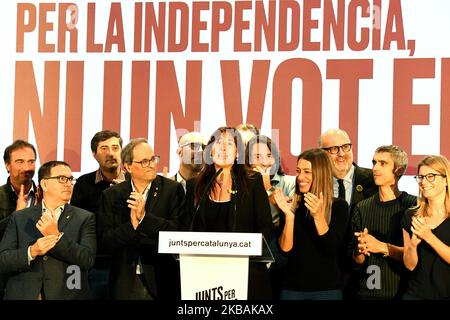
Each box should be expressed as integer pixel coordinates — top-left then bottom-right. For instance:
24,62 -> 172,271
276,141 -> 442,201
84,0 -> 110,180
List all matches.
402,155 -> 450,299
274,148 -> 348,300
182,127 -> 273,300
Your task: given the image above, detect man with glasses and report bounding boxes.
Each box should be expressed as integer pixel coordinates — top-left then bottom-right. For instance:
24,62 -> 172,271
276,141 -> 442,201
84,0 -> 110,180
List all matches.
173,132 -> 207,191
318,129 -> 377,213
0,140 -> 40,298
0,161 -> 96,299
318,128 -> 377,299
97,138 -> 184,300
71,130 -> 125,299
350,145 -> 416,299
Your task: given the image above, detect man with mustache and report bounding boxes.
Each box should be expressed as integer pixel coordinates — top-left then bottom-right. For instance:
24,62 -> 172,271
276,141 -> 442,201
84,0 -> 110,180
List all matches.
0,139 -> 40,299
71,130 -> 125,300
172,132 -> 207,191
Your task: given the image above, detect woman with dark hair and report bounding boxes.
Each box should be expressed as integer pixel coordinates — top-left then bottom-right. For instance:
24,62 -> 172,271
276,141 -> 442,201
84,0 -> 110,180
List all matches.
402,155 -> 450,299
182,126 -> 273,300
274,148 -> 348,300
245,135 -> 296,299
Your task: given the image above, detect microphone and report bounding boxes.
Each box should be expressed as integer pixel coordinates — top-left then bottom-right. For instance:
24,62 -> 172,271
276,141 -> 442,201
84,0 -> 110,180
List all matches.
190,167 -> 223,231
230,169 -> 238,232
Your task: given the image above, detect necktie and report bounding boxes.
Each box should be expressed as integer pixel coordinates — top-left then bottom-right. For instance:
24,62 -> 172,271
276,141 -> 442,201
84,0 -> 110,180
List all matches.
337,179 -> 346,201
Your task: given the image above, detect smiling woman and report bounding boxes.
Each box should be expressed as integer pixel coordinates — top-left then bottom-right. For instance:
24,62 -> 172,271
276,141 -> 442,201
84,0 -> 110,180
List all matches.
273,148 -> 349,300
402,154 -> 450,300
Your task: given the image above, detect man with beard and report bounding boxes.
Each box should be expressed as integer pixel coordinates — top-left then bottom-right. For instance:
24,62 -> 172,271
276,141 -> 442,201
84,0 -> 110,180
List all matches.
71,130 -> 125,300
0,140 -> 40,299
172,132 -> 207,191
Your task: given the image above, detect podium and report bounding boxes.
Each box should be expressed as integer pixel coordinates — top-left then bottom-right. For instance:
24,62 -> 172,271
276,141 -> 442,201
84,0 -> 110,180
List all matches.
158,231 -> 274,300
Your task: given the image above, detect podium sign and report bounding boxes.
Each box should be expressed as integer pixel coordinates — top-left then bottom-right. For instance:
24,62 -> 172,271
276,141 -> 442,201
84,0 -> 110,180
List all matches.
159,231 -> 263,300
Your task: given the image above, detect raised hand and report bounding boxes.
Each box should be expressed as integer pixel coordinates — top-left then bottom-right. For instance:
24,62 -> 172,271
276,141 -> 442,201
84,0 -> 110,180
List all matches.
355,228 -> 370,256
16,184 -> 27,211
253,166 -> 271,190
36,211 -> 59,236
30,235 -> 59,258
34,185 -> 42,205
411,216 -> 432,243
127,191 -> 145,228
273,188 -> 294,219
304,192 -> 324,220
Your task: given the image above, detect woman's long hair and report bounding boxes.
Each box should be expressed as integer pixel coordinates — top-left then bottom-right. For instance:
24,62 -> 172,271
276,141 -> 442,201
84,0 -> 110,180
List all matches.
292,148 -> 334,225
194,126 -> 248,205
414,155 -> 450,218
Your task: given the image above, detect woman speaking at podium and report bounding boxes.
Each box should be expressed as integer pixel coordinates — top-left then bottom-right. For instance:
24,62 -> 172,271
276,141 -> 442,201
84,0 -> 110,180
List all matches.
181,126 -> 273,300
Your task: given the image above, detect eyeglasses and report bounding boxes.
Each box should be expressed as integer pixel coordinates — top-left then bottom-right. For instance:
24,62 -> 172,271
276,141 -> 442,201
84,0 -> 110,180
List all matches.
414,173 -> 446,183
44,175 -> 76,184
132,155 -> 160,167
322,143 -> 352,155
180,142 -> 206,152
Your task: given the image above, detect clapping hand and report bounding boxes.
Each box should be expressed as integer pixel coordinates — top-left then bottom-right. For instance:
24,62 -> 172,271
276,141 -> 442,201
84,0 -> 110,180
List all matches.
411,216 -> 431,243
304,192 -> 324,220
355,228 -> 370,256
273,188 -> 295,219
354,228 -> 385,256
30,235 -> 59,258
127,191 -> 145,229
36,211 -> 59,236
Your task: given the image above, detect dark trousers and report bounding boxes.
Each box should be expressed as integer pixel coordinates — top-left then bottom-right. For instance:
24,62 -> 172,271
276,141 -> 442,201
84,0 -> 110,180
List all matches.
129,274 -> 154,300
88,268 -> 110,300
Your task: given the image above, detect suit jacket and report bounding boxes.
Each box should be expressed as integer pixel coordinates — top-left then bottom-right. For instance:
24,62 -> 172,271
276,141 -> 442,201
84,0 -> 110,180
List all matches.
0,178 -> 38,238
350,164 -> 377,214
97,175 -> 185,300
0,204 -> 96,300
182,173 -> 274,300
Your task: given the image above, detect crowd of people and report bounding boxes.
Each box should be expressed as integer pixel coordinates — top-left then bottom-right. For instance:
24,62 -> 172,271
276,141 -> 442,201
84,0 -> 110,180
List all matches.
0,125 -> 449,300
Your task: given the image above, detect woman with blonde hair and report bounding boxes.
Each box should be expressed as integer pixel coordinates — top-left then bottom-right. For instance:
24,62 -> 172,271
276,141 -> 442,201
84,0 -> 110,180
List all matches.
402,155 -> 450,299
274,148 -> 348,300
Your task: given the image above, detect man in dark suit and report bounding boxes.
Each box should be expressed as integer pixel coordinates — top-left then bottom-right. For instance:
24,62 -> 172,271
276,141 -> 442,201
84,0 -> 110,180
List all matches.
0,140 -> 41,298
319,129 -> 377,215
0,161 -> 96,300
97,138 -> 184,300
318,128 -> 377,299
71,130 -> 126,300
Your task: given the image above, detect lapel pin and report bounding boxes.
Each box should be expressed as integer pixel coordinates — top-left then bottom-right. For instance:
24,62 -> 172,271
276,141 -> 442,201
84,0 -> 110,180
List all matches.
356,185 -> 363,192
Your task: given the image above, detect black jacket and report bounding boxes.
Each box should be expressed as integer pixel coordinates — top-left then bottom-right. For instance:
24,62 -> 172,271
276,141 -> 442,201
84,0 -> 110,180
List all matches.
97,175 -> 185,299
181,172 -> 273,299
0,204 -> 96,300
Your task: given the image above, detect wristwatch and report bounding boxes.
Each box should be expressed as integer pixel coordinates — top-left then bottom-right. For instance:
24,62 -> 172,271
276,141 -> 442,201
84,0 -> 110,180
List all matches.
266,186 -> 276,196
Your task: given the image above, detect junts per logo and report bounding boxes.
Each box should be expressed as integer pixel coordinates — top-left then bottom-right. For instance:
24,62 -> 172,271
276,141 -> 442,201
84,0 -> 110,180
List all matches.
366,265 -> 381,290
66,265 -> 81,290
